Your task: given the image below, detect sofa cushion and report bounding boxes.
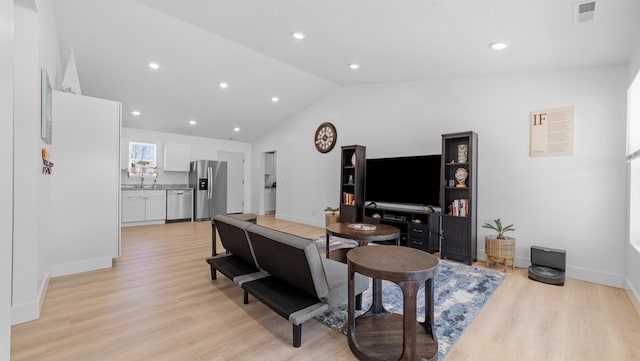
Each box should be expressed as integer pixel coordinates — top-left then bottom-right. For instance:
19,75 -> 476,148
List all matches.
206,254 -> 260,281
246,225 -> 329,301
213,214 -> 257,266
242,276 -> 329,325
322,257 -> 370,307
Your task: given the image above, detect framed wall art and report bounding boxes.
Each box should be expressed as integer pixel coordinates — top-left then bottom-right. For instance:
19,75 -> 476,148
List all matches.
41,68 -> 52,144
530,106 -> 574,157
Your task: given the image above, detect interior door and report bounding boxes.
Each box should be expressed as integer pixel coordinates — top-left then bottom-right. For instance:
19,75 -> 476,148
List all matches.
218,151 -> 244,214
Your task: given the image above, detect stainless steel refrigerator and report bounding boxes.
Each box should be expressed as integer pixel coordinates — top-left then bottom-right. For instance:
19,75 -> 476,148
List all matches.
189,160 -> 227,221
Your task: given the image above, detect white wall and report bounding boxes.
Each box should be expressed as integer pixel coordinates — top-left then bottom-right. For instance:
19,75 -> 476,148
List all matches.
0,0 -> 13,357
625,39 -> 640,315
49,91 -> 121,276
253,66 -> 628,287
121,127 -> 252,212
12,4 -> 43,325
11,0 -> 60,325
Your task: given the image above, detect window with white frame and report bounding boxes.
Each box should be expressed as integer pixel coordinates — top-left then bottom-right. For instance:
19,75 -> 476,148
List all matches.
129,141 -> 157,168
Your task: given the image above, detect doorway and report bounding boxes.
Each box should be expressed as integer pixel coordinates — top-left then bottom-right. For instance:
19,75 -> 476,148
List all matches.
263,151 -> 277,214
218,151 -> 244,214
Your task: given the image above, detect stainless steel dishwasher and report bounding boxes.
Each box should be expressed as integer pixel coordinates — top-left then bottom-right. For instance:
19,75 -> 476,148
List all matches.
166,188 -> 193,222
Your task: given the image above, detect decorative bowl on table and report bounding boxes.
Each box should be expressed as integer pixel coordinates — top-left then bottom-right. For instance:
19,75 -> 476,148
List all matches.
347,223 -> 377,231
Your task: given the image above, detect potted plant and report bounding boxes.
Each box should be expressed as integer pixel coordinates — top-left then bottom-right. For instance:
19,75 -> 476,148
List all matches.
482,219 -> 516,272
482,218 -> 515,239
136,160 -> 150,173
324,206 -> 340,226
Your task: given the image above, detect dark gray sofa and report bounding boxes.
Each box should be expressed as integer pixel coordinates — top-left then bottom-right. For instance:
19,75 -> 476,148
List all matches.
206,214 -> 369,347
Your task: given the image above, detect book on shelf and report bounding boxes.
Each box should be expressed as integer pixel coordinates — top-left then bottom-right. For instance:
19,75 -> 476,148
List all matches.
342,192 -> 355,205
450,198 -> 469,217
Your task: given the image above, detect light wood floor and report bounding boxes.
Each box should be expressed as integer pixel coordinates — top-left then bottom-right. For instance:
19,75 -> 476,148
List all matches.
11,215 -> 640,361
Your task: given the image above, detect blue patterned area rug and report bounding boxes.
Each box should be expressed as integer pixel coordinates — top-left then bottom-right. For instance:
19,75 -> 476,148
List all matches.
314,236 -> 505,361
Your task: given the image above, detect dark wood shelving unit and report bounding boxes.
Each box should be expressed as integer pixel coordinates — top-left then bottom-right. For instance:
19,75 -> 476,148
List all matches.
440,131 -> 478,265
363,204 -> 440,252
339,145 -> 366,223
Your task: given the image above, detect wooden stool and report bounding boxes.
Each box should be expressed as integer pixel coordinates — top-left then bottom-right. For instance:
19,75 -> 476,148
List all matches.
485,236 -> 515,272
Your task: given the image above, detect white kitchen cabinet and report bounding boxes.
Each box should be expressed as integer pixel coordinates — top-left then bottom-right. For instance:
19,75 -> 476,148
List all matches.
145,194 -> 167,220
264,189 -> 276,213
121,190 -> 166,225
121,196 -> 144,223
164,143 -> 191,171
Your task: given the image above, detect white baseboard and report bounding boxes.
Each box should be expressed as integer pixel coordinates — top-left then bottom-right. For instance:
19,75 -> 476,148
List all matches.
50,256 -> 113,278
12,271 -> 50,325
624,277 -> 640,317
277,214 -> 324,228
121,220 -> 165,227
477,251 -> 529,269
481,251 -> 625,288
565,265 -> 624,288
39,271 -> 50,310
11,301 -> 39,325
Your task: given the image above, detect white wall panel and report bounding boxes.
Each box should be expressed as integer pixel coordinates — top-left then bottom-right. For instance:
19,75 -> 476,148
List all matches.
49,91 -> 121,276
253,66 -> 628,287
0,0 -> 13,356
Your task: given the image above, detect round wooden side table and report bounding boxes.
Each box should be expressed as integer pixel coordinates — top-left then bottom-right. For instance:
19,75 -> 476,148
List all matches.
325,222 -> 400,260
347,245 -> 439,361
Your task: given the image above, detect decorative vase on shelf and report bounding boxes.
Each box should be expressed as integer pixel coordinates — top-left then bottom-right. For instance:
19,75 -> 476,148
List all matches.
458,144 -> 468,163
455,167 -> 468,188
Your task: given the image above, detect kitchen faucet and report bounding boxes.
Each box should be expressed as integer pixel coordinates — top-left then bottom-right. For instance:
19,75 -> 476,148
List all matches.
139,174 -> 144,188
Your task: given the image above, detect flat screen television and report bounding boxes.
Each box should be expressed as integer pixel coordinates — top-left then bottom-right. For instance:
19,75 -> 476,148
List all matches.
365,154 -> 441,207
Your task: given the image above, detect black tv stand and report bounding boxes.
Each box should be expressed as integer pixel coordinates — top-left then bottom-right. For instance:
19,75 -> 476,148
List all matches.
363,203 -> 441,253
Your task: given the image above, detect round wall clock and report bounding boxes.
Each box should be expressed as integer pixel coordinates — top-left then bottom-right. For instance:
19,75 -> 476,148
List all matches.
314,122 -> 337,153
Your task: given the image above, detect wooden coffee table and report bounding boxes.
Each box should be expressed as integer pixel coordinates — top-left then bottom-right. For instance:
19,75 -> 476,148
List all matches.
325,222 -> 400,260
347,245 -> 439,361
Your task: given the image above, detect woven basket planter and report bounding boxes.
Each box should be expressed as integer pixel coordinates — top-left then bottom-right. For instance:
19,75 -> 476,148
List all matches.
325,212 -> 340,227
485,236 -> 515,272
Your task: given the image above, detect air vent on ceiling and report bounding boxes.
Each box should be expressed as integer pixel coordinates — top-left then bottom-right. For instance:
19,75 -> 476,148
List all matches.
574,1 -> 597,23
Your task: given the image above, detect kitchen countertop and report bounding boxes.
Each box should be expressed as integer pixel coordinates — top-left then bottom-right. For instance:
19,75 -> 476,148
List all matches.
121,184 -> 191,191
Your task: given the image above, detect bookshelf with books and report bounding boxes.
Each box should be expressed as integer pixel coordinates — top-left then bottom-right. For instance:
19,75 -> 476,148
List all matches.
440,131 -> 478,265
339,145 -> 366,223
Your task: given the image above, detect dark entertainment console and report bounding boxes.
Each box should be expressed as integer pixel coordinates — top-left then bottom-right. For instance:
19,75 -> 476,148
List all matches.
363,203 -> 441,253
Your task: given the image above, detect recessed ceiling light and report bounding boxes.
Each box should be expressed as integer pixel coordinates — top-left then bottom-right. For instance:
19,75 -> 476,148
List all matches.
233,127 -> 240,132
349,63 -> 360,70
292,32 -> 305,40
189,120 -> 197,125
148,62 -> 159,70
131,110 -> 140,116
219,82 -> 229,89
271,97 -> 279,103
489,41 -> 509,50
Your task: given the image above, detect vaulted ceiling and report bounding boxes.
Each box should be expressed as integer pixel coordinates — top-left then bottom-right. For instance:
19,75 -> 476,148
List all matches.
52,0 -> 640,142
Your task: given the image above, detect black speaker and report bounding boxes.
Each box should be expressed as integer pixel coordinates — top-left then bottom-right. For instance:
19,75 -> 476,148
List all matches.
528,246 -> 566,286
